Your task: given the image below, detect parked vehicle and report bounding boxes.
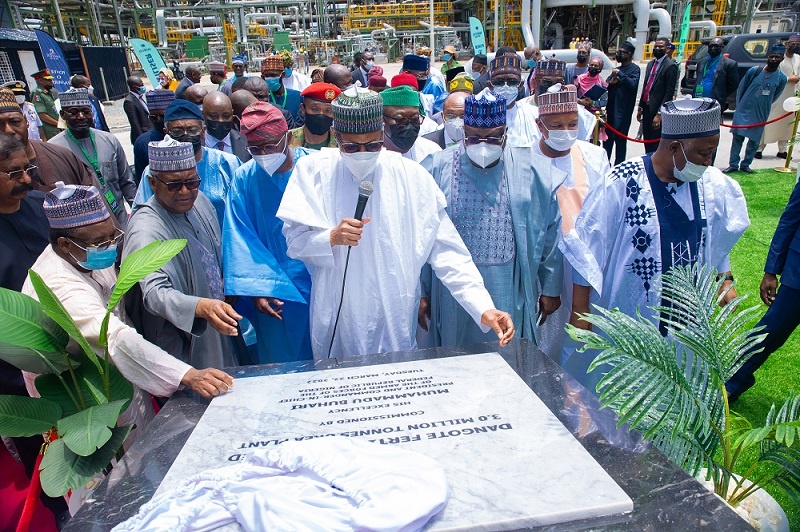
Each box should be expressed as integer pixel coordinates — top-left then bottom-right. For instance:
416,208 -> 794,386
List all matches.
681,32 -> 797,110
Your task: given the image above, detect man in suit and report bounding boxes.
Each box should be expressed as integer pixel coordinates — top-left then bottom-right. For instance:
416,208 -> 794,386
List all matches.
123,76 -> 152,144
471,55 -> 490,94
686,37 -> 739,112
203,91 -> 251,162
175,66 -> 202,100
351,51 -> 374,88
637,37 -> 678,153
726,180 -> 800,401
70,75 -> 109,132
422,90 -> 468,149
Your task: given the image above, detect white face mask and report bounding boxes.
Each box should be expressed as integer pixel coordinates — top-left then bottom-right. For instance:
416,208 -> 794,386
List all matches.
15,95 -> 25,105
254,152 -> 287,176
673,143 -> 707,182
364,61 -> 375,71
541,123 -> 579,152
465,142 -> 502,168
341,150 -> 380,180
493,85 -> 519,104
88,85 -> 95,95
444,117 -> 464,142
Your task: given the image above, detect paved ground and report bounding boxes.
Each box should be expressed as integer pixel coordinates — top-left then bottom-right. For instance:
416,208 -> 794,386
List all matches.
104,60 -> 797,176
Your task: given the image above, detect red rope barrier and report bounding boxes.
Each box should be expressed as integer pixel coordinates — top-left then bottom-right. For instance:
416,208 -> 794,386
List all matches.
603,111 -> 795,144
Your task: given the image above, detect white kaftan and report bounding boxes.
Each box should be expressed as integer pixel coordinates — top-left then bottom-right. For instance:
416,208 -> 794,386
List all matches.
402,135 -> 442,163
762,53 -> 800,149
278,148 -> 495,359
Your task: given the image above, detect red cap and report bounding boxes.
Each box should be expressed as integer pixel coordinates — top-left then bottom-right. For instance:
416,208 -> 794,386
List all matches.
391,73 -> 420,91
300,82 -> 341,102
368,75 -> 387,88
240,102 -> 288,141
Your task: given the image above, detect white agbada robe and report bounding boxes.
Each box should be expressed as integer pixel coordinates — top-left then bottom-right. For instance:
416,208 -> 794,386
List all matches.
559,157 -> 750,388
278,148 -> 495,359
505,103 -> 540,147
283,70 -> 312,92
402,135 -> 442,163
762,53 -> 800,149
524,96 -> 598,144
534,140 -> 611,363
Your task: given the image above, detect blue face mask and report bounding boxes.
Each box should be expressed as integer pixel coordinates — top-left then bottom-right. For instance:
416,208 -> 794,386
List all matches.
71,243 -> 119,270
443,53 -> 452,61
284,68 -> 293,77
527,59 -> 536,68
264,76 -> 282,92
138,86 -> 147,95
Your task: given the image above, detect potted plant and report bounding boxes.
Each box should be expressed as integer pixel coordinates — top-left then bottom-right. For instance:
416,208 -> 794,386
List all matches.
567,264 -> 800,529
0,239 -> 186,498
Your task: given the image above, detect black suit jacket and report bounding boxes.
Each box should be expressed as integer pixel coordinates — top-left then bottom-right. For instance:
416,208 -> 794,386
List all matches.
687,56 -> 739,111
123,93 -> 152,144
638,57 -> 678,116
88,94 -> 109,132
230,129 -> 251,162
422,128 -> 446,149
472,72 -> 490,94
765,180 -> 800,290
352,68 -> 369,88
175,78 -> 193,100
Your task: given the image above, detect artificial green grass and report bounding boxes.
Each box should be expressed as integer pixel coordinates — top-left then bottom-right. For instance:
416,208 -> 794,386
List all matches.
726,168 -> 800,527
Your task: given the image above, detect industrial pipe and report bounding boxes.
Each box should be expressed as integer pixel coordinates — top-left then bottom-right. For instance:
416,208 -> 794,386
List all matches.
649,8 -> 672,39
521,0 -> 538,46
689,20 -> 717,39
544,20 -> 564,49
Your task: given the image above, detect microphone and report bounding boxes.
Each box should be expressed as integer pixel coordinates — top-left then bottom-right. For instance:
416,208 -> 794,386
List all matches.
353,181 -> 373,221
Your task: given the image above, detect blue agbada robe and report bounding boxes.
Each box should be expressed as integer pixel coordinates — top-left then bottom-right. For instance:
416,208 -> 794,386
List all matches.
134,146 -> 242,224
732,66 -> 787,141
422,75 -> 448,115
223,148 -> 313,363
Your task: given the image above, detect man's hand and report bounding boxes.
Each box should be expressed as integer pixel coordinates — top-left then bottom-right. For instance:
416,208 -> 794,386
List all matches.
330,218 -> 371,247
578,96 -> 592,108
609,70 -> 620,85
652,113 -> 662,129
481,310 -> 515,346
570,284 -> 591,331
418,297 -> 431,332
181,368 -> 234,399
254,297 -> 284,320
760,273 -> 779,306
637,107 -> 643,122
195,298 -> 241,336
538,295 -> 561,325
789,74 -> 800,84
719,281 -> 738,307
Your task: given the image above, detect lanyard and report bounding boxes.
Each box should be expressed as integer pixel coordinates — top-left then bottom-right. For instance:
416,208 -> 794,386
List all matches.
270,91 -> 287,109
67,129 -> 102,180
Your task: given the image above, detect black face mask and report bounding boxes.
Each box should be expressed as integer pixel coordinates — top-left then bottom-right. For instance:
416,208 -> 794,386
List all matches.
304,113 -> 333,136
767,59 -> 782,70
577,53 -> 588,62
206,119 -> 233,141
152,119 -> 165,134
417,78 -> 427,91
790,46 -> 800,54
175,133 -> 203,153
708,47 -> 722,58
538,80 -> 555,95
615,53 -> 624,62
388,122 -> 420,152
652,48 -> 666,59
588,67 -> 601,76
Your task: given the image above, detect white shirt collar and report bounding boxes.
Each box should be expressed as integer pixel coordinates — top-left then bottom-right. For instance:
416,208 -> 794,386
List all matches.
205,131 -> 231,150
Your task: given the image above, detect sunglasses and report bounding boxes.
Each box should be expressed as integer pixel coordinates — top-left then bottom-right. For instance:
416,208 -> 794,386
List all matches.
154,175 -> 202,192
492,79 -> 521,87
337,135 -> 384,154
464,135 -> 505,146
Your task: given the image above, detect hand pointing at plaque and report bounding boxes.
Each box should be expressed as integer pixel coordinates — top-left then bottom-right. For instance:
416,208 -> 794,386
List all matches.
481,310 -> 515,346
181,368 -> 234,399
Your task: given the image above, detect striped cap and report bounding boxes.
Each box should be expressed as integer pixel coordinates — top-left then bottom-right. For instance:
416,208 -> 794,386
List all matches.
464,88 -> 506,128
490,54 -> 521,78
146,89 -> 176,112
332,86 -> 383,133
60,88 -> 91,108
661,97 -> 720,139
44,181 -> 111,229
537,83 -> 578,115
0,89 -> 20,113
232,56 -> 246,66
208,61 -> 226,73
148,135 -> 196,172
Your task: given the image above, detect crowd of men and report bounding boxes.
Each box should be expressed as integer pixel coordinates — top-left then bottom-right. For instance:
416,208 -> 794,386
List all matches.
3,39 -> 800,517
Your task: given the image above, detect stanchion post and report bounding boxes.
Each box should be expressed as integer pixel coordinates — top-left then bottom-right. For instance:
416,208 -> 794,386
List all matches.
775,109 -> 800,173
593,111 -> 601,146
99,67 -> 112,104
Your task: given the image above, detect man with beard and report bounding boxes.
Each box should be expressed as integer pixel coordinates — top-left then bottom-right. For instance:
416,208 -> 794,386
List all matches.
133,89 -> 176,184
289,82 -> 341,149
203,91 -> 251,162
380,85 -> 441,163
0,88 -> 97,193
48,89 -> 135,227
31,68 -> 61,140
134,99 -> 241,224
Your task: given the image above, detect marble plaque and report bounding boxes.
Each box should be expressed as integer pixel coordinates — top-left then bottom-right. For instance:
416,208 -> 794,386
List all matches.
158,352 -> 633,529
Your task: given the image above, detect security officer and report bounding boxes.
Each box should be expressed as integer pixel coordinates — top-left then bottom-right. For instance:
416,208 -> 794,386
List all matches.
31,68 -> 61,140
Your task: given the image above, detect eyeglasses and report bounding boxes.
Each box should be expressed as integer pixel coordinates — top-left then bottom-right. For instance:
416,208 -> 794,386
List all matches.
69,229 -> 125,251
166,127 -> 203,137
0,164 -> 36,181
383,114 -> 423,126
492,79 -> 521,87
154,174 -> 202,192
247,134 -> 287,156
464,135 -> 505,146
148,114 -> 164,121
64,108 -> 92,117
337,135 -> 384,153
443,113 -> 463,121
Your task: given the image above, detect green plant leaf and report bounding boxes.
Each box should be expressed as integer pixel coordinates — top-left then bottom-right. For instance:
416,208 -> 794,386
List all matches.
57,400 -> 128,456
0,395 -> 61,437
0,287 -> 71,374
35,357 -> 133,418
99,239 -> 186,346
27,270 -> 103,375
39,424 -> 132,498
